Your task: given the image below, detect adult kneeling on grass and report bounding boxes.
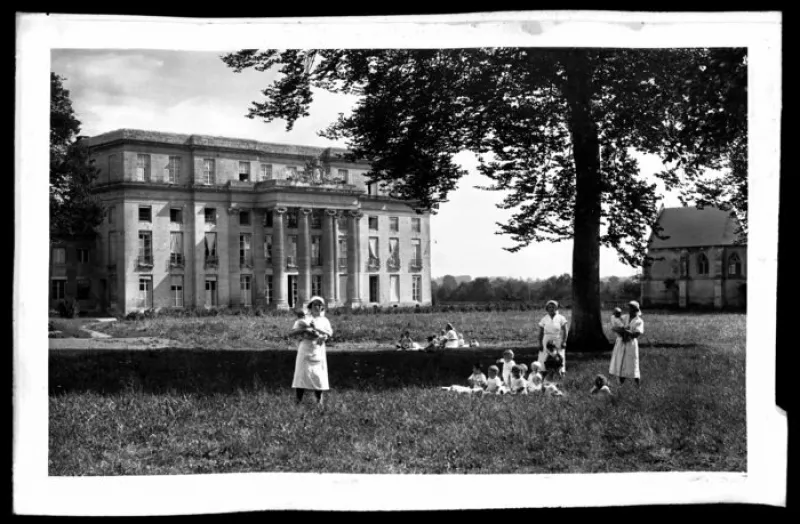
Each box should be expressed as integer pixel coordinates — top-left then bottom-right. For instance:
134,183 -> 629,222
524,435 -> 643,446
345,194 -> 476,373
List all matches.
289,296 -> 333,406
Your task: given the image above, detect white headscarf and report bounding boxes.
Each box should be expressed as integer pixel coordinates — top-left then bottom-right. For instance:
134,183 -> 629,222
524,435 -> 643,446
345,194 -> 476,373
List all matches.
306,296 -> 327,317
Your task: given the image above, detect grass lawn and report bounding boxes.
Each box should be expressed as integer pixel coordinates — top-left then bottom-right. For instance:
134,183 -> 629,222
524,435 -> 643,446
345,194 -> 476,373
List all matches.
49,310 -> 746,475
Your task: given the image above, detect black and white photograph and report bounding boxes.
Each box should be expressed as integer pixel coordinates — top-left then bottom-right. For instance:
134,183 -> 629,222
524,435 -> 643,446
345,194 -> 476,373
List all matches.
14,11 -> 785,515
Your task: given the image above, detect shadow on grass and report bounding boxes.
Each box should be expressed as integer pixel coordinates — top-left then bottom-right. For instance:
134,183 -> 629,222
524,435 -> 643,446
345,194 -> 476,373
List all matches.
49,342 -> 703,396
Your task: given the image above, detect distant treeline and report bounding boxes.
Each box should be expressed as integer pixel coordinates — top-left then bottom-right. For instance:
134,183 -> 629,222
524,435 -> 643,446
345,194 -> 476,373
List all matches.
431,274 -> 641,306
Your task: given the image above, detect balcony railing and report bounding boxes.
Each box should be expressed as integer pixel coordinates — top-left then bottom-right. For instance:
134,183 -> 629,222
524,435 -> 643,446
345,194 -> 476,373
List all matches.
311,257 -> 322,267
204,255 -> 219,268
286,256 -> 297,269
338,257 -> 348,270
136,256 -> 153,268
387,257 -> 401,271
170,253 -> 185,267
409,258 -> 423,271
367,257 -> 381,272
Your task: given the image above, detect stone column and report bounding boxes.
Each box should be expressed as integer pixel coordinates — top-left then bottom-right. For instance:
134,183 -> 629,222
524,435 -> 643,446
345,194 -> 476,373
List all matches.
322,209 -> 338,305
271,207 -> 289,309
297,208 -> 312,305
346,209 -> 363,308
713,247 -> 724,309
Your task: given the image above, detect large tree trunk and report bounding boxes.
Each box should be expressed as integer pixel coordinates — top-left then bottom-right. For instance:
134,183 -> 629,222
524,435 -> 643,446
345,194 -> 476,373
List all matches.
563,51 -> 613,353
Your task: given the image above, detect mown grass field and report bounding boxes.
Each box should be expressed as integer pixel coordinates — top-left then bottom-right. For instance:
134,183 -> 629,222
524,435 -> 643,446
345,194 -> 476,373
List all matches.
49,310 -> 746,475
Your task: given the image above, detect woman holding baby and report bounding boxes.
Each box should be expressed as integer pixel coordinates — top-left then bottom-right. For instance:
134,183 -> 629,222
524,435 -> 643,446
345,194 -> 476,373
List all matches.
289,296 -> 334,406
537,299 -> 569,375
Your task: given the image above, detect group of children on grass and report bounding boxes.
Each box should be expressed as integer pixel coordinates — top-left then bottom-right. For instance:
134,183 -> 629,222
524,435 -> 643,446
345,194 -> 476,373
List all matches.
396,323 -> 480,352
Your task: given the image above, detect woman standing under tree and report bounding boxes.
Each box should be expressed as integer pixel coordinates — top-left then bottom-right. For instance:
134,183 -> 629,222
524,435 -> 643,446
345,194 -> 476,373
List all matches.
538,300 -> 569,374
289,296 -> 333,406
609,300 -> 644,387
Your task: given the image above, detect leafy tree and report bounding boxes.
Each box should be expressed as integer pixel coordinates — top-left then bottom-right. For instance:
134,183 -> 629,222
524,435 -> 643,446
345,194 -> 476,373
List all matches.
222,48 -> 746,351
50,72 -> 105,240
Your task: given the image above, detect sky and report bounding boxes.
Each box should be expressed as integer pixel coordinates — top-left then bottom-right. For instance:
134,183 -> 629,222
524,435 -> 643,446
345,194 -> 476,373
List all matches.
52,48 -> 682,281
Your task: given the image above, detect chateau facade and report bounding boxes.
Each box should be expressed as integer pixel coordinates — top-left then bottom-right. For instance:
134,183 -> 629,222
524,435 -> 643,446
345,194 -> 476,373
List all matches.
640,206 -> 746,309
50,129 -> 432,314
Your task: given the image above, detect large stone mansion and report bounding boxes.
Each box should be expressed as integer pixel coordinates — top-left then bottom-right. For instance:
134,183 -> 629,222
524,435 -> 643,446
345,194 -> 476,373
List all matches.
49,129 -> 433,314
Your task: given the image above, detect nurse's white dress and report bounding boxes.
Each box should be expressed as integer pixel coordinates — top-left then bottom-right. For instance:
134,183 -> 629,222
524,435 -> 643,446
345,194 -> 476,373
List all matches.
608,314 -> 643,379
291,315 -> 333,391
537,312 -> 569,372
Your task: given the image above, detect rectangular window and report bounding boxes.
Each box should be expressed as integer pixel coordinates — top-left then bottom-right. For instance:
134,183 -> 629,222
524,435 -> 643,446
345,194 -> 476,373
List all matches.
108,205 -> 115,225
337,216 -> 347,231
261,163 -> 273,181
138,231 -> 152,265
367,182 -> 377,196
167,156 -> 181,184
412,239 -> 422,269
239,210 -> 251,226
239,161 -> 251,182
389,217 -> 399,232
76,279 -> 90,300
390,275 -> 400,303
139,276 -> 153,308
412,275 -> 422,302
287,209 -> 298,229
136,154 -> 150,181
204,232 -> 218,264
411,217 -> 421,233
264,235 -> 273,263
139,206 -> 152,222
170,207 -> 183,223
264,210 -> 273,228
77,248 -> 89,264
286,166 -> 298,179
171,275 -> 184,307
338,236 -> 348,270
51,278 -> 66,301
338,274 -> 348,302
240,234 -> 252,267
170,232 -> 184,266
203,159 -> 216,185
311,236 -> 321,266
338,168 -> 349,183
312,275 -> 322,298
368,237 -> 380,269
310,210 -> 322,229
368,216 -> 378,231
287,235 -> 298,267
240,275 -> 252,306
265,275 -> 274,304
204,277 -> 218,307
204,207 -> 216,224
369,275 -> 380,303
53,247 -> 66,265
388,237 -> 400,269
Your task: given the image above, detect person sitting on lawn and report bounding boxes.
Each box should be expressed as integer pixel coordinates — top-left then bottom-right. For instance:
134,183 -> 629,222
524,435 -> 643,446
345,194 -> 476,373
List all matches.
423,335 -> 439,352
590,374 -> 613,397
467,362 -> 488,389
396,329 -> 421,351
457,332 -> 467,348
508,365 -> 529,395
496,349 -> 517,387
484,365 -> 508,395
527,361 -> 545,392
442,323 -> 460,348
543,340 -> 564,381
469,339 -> 480,348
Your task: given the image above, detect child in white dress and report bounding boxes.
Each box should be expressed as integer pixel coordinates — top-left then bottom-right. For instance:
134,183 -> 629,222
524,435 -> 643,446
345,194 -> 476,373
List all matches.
442,363 -> 488,394
484,365 -> 508,395
508,365 -> 529,395
527,361 -> 545,392
496,350 -> 517,387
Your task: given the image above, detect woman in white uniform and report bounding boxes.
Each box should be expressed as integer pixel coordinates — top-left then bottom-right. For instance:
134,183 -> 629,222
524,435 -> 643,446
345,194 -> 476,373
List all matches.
608,300 -> 644,387
289,296 -> 333,406
537,300 -> 569,373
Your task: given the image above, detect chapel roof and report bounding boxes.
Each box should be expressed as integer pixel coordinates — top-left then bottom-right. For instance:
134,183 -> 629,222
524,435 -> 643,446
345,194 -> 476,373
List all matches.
648,206 -> 744,249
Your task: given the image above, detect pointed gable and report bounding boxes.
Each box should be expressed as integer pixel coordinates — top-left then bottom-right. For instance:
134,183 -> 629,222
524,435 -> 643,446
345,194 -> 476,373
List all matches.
648,206 -> 743,249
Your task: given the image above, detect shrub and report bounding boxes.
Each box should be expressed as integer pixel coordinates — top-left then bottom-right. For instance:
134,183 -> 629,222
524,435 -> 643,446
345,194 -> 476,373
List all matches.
57,297 -> 80,318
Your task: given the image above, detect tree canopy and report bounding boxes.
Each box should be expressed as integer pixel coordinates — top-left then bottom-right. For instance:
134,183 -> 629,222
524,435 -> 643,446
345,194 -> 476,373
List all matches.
50,72 -> 105,239
221,47 -> 746,351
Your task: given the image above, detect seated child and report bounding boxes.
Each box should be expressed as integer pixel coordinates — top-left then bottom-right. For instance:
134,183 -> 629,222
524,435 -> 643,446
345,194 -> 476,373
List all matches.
396,329 -> 421,351
527,361 -> 545,392
423,335 -> 438,352
469,339 -> 480,348
508,365 -> 529,395
457,333 -> 467,348
590,374 -> 613,397
496,349 -> 517,387
484,365 -> 508,395
543,340 -> 564,381
467,363 -> 488,389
